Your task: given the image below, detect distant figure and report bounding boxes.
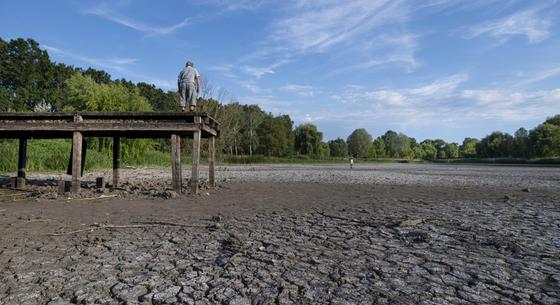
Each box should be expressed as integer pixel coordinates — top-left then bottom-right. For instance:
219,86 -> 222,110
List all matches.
177,60 -> 200,112
350,157 -> 354,170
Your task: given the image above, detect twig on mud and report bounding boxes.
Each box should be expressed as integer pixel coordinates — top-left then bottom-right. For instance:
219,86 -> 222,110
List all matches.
25,218 -> 52,223
132,221 -> 207,228
46,222 -> 207,236
315,210 -> 386,227
75,195 -> 119,201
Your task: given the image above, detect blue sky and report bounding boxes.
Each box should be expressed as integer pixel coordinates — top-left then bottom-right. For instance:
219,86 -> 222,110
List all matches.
1,0 -> 560,142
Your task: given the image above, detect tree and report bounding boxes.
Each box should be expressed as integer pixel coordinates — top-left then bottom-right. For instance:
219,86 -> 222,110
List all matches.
137,82 -> 176,111
381,131 -> 397,157
82,67 -> 112,84
243,105 -> 265,156
64,73 -> 151,112
420,140 -> 437,160
347,129 -> 373,158
444,143 -> 459,159
0,38 -> 56,111
328,138 -> 348,157
221,102 -> 245,155
370,137 -> 387,158
477,131 -> 514,158
317,142 -> 330,159
393,133 -> 412,158
294,124 -> 323,157
529,123 -> 560,157
411,144 -> 425,160
460,138 -> 479,158
380,131 -> 412,158
545,114 -> 560,126
513,128 -> 530,158
256,114 -> 293,156
431,139 -> 447,159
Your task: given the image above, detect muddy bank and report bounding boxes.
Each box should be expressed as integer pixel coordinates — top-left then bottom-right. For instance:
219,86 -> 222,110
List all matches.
0,164 -> 559,304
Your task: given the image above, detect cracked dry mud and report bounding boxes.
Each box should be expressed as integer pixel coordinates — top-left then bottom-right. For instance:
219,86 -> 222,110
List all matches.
1,164 -> 559,304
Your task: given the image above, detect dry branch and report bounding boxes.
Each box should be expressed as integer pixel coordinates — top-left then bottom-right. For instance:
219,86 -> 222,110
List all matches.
46,221 -> 207,236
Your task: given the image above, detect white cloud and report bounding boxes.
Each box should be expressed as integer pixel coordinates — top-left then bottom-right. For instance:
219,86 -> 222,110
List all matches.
237,0 -> 417,78
200,0 -> 270,11
42,44 -> 137,74
241,95 -> 300,114
86,4 -> 190,36
324,74 -> 560,131
279,84 -> 318,97
515,65 -> 560,86
41,45 -> 175,90
242,66 -> 275,79
271,0 -> 409,53
208,64 -> 238,78
241,59 -> 290,79
466,9 -> 551,44
331,74 -> 467,105
408,74 -> 468,96
239,81 -> 268,94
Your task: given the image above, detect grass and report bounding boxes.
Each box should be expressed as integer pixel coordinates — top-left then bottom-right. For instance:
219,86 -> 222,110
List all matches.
0,139 -> 191,173
1,139 -> 558,174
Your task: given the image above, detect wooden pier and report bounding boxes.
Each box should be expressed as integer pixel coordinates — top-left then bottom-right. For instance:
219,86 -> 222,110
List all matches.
0,112 -> 219,194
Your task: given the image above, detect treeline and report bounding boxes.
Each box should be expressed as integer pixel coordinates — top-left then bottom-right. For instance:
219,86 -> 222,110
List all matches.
337,119 -> 560,160
1,37 -> 559,166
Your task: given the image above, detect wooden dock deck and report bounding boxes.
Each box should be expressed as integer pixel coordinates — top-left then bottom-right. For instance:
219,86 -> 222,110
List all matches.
0,112 -> 219,194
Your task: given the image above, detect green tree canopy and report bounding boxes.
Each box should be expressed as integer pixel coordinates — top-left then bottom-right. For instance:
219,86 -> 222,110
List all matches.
347,128 -> 373,158
370,137 -> 387,158
0,38 -> 56,111
381,131 -> 412,158
256,114 -> 294,157
460,137 -> 479,158
64,72 -> 152,112
294,123 -> 323,156
513,128 -> 530,158
530,123 -> 560,157
328,138 -> 348,157
444,143 -> 459,159
420,140 -> 437,160
477,131 -> 514,158
545,114 -> 560,126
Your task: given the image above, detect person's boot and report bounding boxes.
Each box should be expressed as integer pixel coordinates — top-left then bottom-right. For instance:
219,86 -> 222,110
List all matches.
181,106 -> 186,112
189,105 -> 196,112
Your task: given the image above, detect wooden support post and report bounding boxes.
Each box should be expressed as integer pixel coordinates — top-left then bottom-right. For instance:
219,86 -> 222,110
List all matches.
96,177 -> 105,189
71,131 -> 82,193
208,136 -> 216,188
17,138 -> 27,188
171,134 -> 182,193
113,136 -> 120,187
191,129 -> 201,194
66,138 -> 86,176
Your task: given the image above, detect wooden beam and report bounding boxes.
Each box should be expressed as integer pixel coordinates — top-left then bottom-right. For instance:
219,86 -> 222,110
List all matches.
0,122 -> 202,132
71,131 -> 82,193
208,136 -> 216,188
17,138 -> 27,179
171,134 -> 182,193
191,130 -> 201,194
113,136 -> 120,187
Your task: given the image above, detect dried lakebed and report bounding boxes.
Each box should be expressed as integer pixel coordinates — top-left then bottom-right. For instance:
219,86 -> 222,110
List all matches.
1,164 -> 559,304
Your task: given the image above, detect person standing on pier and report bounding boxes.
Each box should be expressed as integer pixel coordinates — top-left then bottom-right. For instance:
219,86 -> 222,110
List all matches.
178,60 -> 200,112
